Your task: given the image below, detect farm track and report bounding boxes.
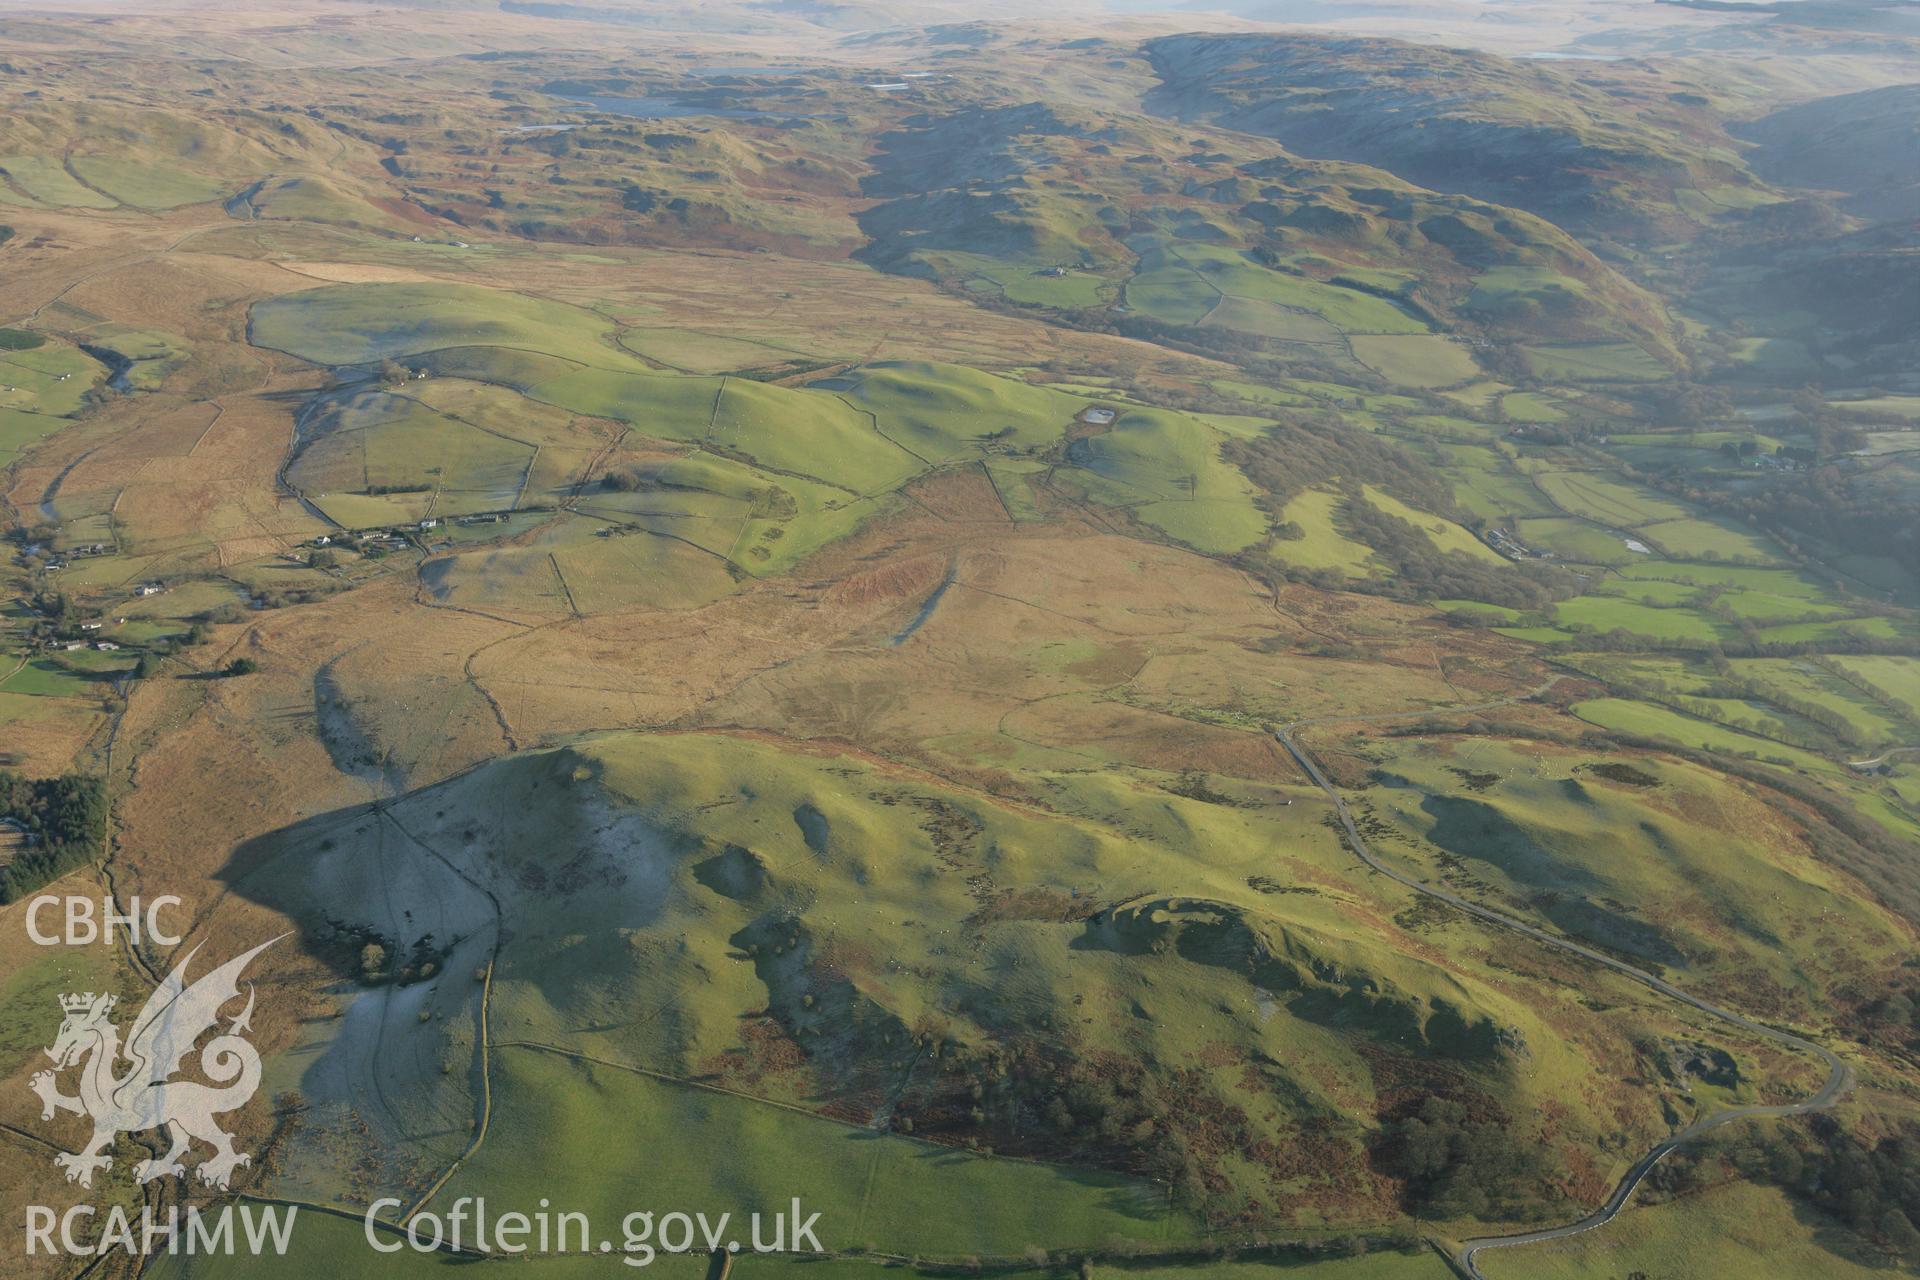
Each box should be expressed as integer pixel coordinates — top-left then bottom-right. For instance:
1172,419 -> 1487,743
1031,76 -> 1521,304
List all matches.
1849,746 -> 1920,768
1268,676 -> 1852,1278
379,806 -> 503,1227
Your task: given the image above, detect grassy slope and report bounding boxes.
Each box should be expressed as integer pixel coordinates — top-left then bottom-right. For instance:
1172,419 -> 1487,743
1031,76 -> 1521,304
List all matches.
1479,1181 -> 1901,1280
1062,407 -> 1269,553
250,283 -> 644,370
448,1045 -> 1190,1256
858,97 -> 1677,357
1361,739 -> 1904,1013
221,729 -> 1675,1236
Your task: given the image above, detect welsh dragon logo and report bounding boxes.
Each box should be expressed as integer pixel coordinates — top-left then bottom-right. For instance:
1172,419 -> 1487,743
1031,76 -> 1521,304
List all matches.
30,936 -> 282,1190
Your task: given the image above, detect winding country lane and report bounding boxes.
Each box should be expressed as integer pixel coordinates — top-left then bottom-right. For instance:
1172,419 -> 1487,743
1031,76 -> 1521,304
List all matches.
1269,678 -> 1853,1278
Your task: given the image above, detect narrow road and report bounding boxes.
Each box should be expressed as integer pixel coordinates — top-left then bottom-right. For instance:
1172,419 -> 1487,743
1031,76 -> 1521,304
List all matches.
1270,679 -> 1852,1278
1849,746 -> 1920,769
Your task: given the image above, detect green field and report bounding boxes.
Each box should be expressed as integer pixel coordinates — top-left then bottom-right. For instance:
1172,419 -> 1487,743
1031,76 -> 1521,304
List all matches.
1361,486 -> 1504,563
419,514 -> 745,613
1511,518 -> 1640,565
1399,413 -> 1501,442
0,337 -> 107,417
1717,590 -> 1850,624
1128,243 -> 1427,336
580,451 -> 883,577
0,407 -> 77,466
828,360 -> 1083,464
1613,561 -> 1831,597
1551,597 -> 1730,643
250,283 -> 644,369
1589,577 -> 1698,606
1827,656 -> 1920,722
1757,615 -> 1900,645
1348,335 -> 1479,387
1269,488 -> 1377,577
1498,391 -> 1566,422
1535,472 -> 1689,527
0,154 -> 118,207
1479,1180 -> 1895,1280
148,1212 -> 1441,1280
708,375 -> 926,493
1364,737 -> 1903,1002
619,325 -> 810,373
1203,294 -> 1346,342
1465,264 -> 1594,325
0,651 -> 133,697
1521,343 -> 1670,382
1834,395 -> 1920,421
1727,335 -> 1821,379
446,1045 -> 1193,1258
69,154 -> 228,207
1210,379 -> 1324,410
1446,457 -> 1558,522
247,174 -> 396,226
925,249 -> 1111,308
1570,698 -> 1838,775
291,386 -> 544,520
1060,407 -> 1268,553
1733,659 -> 1909,746
1637,516 -> 1782,563
262,288 -> 1261,567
